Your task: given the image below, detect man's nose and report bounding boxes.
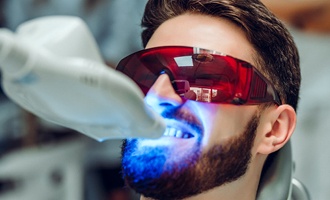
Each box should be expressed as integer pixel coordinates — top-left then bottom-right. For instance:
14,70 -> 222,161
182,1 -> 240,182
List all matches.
144,74 -> 183,112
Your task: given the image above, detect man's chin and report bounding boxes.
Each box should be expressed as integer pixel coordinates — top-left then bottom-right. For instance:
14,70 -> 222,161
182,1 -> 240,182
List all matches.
121,138 -> 202,199
123,136 -> 200,167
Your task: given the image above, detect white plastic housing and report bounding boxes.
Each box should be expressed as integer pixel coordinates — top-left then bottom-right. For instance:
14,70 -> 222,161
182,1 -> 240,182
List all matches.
0,16 -> 165,141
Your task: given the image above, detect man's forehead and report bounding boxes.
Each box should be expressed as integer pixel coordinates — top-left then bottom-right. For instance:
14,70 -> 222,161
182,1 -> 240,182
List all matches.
146,13 -> 257,67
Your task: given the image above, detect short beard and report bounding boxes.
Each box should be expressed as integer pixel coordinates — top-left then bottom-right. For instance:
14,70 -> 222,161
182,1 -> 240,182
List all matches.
121,112 -> 260,200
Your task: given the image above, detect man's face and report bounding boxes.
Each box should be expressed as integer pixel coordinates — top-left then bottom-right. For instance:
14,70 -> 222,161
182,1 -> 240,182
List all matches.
122,13 -> 261,199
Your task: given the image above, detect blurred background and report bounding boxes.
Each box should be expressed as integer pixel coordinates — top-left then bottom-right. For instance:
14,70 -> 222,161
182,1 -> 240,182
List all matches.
262,1 -> 330,200
0,0 -> 329,199
0,0 -> 147,200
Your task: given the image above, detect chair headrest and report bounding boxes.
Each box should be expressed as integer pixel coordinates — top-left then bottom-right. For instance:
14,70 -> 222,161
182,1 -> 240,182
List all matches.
256,141 -> 293,200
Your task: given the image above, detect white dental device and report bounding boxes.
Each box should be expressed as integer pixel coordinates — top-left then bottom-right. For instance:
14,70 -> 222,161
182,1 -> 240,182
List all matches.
0,16 -> 165,141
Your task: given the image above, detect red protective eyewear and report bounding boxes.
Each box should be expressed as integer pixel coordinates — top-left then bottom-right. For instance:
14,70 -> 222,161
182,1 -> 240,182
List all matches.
116,46 -> 281,105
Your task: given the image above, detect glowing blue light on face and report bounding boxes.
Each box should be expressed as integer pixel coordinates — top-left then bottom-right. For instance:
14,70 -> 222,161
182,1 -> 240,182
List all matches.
122,109 -> 260,199
144,88 -> 180,116
122,139 -> 168,182
122,135 -> 202,196
144,92 -> 163,113
169,100 -> 211,145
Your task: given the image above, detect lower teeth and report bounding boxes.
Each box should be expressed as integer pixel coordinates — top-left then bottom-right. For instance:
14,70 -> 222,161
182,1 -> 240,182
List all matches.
163,128 -> 193,139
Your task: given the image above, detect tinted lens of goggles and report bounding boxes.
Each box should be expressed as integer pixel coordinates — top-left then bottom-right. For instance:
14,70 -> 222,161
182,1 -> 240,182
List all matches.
116,46 -> 281,105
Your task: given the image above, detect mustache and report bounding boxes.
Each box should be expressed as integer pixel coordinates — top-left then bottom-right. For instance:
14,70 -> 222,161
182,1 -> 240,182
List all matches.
161,106 -> 203,135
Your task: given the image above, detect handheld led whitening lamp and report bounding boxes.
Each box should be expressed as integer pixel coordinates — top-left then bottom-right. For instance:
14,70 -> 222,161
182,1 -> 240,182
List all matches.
0,16 -> 165,141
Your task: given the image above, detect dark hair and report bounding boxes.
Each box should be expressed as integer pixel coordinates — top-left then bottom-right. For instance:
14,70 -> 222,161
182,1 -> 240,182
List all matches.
141,0 -> 300,110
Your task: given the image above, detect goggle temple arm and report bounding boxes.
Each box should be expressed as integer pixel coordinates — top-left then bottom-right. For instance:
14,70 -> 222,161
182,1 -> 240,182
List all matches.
249,70 -> 282,105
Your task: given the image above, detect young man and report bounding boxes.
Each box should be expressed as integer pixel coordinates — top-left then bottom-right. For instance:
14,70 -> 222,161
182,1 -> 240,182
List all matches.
117,0 -> 300,199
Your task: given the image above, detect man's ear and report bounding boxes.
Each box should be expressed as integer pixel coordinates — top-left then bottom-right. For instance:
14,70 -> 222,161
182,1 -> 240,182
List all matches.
257,104 -> 296,155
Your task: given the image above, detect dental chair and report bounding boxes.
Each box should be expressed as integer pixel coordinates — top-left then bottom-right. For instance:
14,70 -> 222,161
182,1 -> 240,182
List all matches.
257,140 -> 310,200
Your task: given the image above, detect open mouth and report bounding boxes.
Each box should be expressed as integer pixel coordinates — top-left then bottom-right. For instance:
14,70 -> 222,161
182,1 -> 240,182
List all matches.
163,127 -> 195,139
161,109 -> 202,140
162,118 -> 198,139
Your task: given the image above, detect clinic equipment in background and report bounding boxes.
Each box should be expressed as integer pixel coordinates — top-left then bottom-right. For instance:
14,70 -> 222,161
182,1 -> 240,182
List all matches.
0,16 -> 310,200
0,16 -> 165,141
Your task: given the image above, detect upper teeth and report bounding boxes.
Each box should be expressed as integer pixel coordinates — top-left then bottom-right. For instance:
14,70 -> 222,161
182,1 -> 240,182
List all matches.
163,128 -> 192,139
